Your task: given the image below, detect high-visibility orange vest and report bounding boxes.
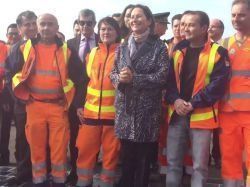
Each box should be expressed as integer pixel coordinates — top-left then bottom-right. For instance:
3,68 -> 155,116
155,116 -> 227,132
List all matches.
220,35 -> 250,112
0,41 -> 7,92
84,43 -> 118,120
168,41 -> 221,129
12,39 -> 75,108
26,43 -> 63,100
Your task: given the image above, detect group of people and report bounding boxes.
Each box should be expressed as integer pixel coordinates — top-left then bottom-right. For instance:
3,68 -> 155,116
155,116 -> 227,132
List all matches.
0,0 -> 249,187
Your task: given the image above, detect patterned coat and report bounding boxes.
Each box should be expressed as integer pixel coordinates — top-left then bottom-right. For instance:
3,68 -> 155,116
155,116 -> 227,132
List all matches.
110,36 -> 169,142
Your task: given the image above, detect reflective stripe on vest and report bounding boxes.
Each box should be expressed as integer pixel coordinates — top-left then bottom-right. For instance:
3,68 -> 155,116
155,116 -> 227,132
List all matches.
87,87 -> 115,97
231,70 -> 250,77
168,107 -> 218,122
205,43 -> 219,85
85,101 -> 115,113
61,42 -> 74,94
221,36 -> 235,50
23,39 -> 32,62
225,93 -> 250,99
86,47 -> 98,77
173,50 -> 182,74
34,69 -> 59,76
12,72 -> 22,87
63,79 -> 74,93
30,87 -> 62,94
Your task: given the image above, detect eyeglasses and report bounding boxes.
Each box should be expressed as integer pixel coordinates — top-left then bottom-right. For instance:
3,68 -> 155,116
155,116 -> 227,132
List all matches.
78,20 -> 94,27
7,32 -> 19,36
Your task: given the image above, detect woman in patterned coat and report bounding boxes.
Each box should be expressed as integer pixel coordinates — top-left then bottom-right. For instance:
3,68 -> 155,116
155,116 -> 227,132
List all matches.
110,4 -> 169,187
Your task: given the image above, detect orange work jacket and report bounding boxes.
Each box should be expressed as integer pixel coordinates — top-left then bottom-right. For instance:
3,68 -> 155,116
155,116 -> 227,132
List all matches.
220,35 -> 250,112
84,43 -> 118,120
12,39 -> 75,108
168,41 -> 221,129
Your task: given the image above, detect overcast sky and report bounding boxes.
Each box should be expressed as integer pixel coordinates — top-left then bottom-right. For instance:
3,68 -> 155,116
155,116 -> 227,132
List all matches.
1,0 -> 234,41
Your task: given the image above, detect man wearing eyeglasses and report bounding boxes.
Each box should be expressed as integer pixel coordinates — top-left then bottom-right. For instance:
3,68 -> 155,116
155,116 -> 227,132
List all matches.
66,8 -> 98,186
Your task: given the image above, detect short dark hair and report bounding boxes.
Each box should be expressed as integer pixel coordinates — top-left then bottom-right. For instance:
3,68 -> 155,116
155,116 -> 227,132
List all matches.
78,9 -> 96,23
131,4 -> 155,34
181,10 -> 192,18
98,17 -> 121,43
7,23 -> 18,33
232,0 -> 250,9
16,10 -> 37,26
188,11 -> 210,27
171,14 -> 182,26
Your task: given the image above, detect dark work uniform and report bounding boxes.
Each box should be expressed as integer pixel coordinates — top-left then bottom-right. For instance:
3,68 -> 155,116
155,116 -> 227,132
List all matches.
5,40 -> 32,184
0,86 -> 14,165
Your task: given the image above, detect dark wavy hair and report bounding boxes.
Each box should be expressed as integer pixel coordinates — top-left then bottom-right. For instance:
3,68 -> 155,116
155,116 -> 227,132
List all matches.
119,4 -> 135,39
98,17 -> 121,43
130,4 -> 155,35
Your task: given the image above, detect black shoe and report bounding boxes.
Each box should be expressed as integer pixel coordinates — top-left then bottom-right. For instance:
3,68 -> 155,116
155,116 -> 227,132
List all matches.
65,171 -> 77,186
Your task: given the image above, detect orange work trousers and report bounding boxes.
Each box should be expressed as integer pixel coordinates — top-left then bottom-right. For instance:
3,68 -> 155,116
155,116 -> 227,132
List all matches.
25,101 -> 69,184
76,125 -> 120,187
219,111 -> 250,181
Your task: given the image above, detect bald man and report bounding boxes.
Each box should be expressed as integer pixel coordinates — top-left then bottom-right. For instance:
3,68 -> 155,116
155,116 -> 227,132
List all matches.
208,19 -> 224,42
12,13 -> 86,187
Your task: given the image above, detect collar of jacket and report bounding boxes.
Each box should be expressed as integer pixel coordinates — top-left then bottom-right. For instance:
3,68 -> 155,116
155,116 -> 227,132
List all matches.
175,39 -> 216,55
30,34 -> 64,48
121,34 -> 157,47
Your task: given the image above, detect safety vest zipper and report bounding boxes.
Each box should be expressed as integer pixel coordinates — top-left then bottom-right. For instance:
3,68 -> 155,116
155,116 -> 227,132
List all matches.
98,47 -> 110,120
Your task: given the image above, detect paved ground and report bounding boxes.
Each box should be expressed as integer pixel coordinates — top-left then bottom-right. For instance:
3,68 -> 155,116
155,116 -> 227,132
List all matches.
0,126 -> 223,187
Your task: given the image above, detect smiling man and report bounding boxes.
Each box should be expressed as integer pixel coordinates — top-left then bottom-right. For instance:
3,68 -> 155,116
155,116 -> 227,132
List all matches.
11,13 -> 85,186
208,18 -> 224,43
5,11 -> 38,186
66,9 -> 98,186
165,10 -> 230,187
219,0 -> 250,186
